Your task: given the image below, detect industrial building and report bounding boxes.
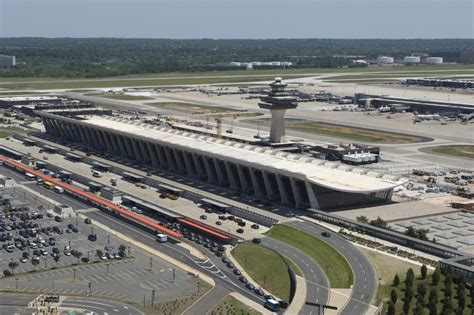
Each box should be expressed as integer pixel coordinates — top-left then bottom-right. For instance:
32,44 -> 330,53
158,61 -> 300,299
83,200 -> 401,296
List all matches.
403,78 -> 472,90
37,111 -> 402,211
404,56 -> 420,64
0,55 -> 16,67
425,57 -> 443,64
376,56 -> 394,65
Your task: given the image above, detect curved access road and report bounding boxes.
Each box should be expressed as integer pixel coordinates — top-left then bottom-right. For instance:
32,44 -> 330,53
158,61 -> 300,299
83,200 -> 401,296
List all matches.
288,221 -> 377,315
261,237 -> 330,314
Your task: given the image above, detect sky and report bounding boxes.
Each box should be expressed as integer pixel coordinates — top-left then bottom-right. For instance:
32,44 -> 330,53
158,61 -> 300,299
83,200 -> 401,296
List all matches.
0,0 -> 472,39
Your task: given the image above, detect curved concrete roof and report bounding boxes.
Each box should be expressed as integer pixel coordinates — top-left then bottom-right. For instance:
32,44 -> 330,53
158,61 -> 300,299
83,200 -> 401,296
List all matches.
48,114 -> 404,193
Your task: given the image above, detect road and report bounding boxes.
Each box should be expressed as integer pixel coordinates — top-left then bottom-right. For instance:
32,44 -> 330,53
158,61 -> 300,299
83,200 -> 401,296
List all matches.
0,294 -> 33,315
182,286 -> 231,315
288,221 -> 378,315
261,237 -> 330,314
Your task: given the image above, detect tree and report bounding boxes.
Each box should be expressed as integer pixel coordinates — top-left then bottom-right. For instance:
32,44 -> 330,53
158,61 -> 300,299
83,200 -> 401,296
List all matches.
390,289 -> 398,303
406,268 -> 415,288
417,282 -> 427,298
420,264 -> 428,280
393,274 -> 400,287
356,216 -> 369,224
432,267 -> 441,285
369,217 -> 388,228
413,302 -> 424,315
387,301 -> 396,315
8,261 -> 19,275
96,249 -> 103,259
31,258 -> 40,270
74,251 -> 83,263
54,255 -> 60,264
457,275 -> 466,312
118,244 -> 126,254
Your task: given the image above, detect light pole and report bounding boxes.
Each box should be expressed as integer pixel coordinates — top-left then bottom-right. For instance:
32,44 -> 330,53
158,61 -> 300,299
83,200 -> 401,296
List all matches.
73,268 -> 76,282
44,257 -> 47,269
172,268 -> 176,283
88,282 -> 92,295
106,263 -> 110,277
149,257 -> 153,271
15,278 -> 18,290
151,289 -> 156,306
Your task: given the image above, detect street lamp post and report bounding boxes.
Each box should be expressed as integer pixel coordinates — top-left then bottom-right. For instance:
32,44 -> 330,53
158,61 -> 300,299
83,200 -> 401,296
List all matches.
106,263 -> 110,276
149,257 -> 153,271
15,278 -> 18,290
172,268 -> 176,283
151,289 -> 156,306
73,268 -> 76,282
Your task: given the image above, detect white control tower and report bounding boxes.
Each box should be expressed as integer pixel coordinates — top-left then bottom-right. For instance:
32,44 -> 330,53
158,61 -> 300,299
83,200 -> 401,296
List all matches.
258,77 -> 298,143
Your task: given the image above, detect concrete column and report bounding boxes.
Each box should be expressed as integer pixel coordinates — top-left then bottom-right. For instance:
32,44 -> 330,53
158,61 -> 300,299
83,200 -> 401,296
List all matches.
124,137 -> 136,159
237,165 -> 252,193
138,140 -> 150,163
130,137 -> 142,161
173,149 -> 186,172
290,178 -> 303,208
183,152 -> 196,176
225,162 -> 239,190
115,134 -> 128,157
87,128 -> 99,149
146,142 -> 159,166
100,130 -> 114,154
305,182 -> 320,210
213,159 -> 226,185
203,156 -> 216,183
192,154 -> 205,179
77,126 -> 88,144
155,144 -> 167,168
94,129 -> 106,152
164,147 -> 177,171
52,120 -> 62,137
249,168 -> 263,197
262,171 -> 275,200
107,131 -> 119,154
269,109 -> 288,143
275,175 -> 290,205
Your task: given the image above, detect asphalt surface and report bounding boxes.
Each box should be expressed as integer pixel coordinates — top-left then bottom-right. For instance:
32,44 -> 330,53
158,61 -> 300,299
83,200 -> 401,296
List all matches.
288,221 -> 378,315
60,297 -> 143,315
182,286 -> 230,315
0,294 -> 33,315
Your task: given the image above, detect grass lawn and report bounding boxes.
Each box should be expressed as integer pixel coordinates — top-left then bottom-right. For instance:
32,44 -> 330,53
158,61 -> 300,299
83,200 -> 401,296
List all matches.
360,248 -> 421,305
0,128 -> 24,138
210,295 -> 261,315
431,145 -> 474,159
231,242 -> 292,301
1,64 -> 471,89
265,225 -> 353,288
289,121 -> 424,144
145,102 -> 237,114
93,94 -> 155,101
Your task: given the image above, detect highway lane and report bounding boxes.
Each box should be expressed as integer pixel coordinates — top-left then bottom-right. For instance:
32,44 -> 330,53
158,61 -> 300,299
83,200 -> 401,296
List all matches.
261,237 -> 330,315
288,221 -> 377,315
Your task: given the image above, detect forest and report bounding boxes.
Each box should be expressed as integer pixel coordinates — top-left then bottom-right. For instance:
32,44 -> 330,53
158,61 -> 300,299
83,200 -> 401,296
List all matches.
0,38 -> 472,78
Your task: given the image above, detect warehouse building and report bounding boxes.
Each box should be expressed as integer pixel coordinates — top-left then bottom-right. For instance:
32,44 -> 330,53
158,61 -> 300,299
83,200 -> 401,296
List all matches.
38,112 -> 403,211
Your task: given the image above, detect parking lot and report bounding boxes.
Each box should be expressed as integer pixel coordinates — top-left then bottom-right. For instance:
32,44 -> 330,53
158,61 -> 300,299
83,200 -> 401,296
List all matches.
0,174 -> 205,305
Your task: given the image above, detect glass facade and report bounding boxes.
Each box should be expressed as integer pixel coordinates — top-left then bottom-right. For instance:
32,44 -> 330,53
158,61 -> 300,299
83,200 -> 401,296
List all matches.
311,184 -> 391,211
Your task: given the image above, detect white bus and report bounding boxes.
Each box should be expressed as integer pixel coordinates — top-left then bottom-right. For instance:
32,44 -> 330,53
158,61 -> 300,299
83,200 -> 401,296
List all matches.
25,173 -> 36,181
156,233 -> 168,243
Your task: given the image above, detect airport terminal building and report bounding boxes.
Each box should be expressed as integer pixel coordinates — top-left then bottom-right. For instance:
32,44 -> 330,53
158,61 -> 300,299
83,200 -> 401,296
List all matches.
38,112 -> 402,211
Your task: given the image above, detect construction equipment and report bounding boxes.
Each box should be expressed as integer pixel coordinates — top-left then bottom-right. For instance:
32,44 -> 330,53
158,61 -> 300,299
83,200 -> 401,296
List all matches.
191,111 -> 248,138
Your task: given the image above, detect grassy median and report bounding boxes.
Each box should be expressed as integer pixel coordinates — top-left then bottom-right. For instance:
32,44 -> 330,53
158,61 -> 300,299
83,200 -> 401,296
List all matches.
431,145 -> 474,159
265,225 -> 353,288
210,295 -> 261,315
232,242 -> 292,301
93,94 -> 155,101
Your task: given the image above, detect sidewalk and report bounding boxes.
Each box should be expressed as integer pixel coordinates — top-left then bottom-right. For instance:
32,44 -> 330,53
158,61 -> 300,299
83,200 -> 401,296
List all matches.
283,276 -> 306,315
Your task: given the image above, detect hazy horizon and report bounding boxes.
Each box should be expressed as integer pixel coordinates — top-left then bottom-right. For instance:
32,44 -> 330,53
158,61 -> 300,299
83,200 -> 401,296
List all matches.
0,0 -> 472,39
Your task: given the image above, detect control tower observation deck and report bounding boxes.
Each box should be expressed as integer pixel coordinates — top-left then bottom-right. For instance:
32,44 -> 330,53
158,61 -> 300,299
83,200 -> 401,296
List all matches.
258,77 -> 298,143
